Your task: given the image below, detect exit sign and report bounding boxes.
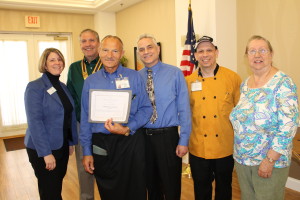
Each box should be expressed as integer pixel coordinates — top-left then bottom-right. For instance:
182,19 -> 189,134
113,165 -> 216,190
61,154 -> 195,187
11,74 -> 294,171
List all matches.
25,16 -> 40,28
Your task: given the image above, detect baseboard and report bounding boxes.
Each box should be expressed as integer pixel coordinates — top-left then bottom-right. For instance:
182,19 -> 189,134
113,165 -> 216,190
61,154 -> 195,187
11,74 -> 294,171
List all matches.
3,136 -> 25,151
286,177 -> 300,192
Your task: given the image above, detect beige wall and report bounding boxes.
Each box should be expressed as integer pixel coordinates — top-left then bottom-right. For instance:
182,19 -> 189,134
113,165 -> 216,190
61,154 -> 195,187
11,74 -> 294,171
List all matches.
237,0 -> 300,84
94,11 -> 116,39
116,0 -> 176,69
0,9 -> 94,61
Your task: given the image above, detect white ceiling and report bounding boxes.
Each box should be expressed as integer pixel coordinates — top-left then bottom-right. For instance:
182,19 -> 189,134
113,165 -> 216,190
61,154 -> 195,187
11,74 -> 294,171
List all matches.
0,0 -> 144,14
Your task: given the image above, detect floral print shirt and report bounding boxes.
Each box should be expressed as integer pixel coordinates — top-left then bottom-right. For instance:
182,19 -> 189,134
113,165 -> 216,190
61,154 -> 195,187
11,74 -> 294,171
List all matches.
230,71 -> 298,168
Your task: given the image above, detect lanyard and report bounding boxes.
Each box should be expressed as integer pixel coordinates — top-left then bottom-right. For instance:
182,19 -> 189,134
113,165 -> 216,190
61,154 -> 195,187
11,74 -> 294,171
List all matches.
81,58 -> 102,80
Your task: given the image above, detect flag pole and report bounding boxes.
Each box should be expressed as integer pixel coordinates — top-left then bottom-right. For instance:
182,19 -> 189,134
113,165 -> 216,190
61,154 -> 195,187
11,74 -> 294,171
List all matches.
179,0 -> 196,76
181,0 -> 193,179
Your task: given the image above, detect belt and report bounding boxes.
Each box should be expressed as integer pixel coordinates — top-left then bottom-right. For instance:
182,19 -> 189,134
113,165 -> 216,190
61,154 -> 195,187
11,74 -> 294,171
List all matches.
144,126 -> 178,136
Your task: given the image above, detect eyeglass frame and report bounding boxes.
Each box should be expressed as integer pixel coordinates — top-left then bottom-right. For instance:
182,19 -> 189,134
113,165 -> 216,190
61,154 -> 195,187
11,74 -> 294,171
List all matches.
247,48 -> 269,56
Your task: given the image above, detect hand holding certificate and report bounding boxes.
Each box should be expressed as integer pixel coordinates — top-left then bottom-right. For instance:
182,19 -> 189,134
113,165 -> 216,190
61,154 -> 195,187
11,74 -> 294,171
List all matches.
89,89 -> 132,123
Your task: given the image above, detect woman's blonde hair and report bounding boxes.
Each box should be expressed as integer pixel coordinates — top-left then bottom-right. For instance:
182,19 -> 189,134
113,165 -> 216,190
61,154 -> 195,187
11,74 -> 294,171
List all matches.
245,35 -> 273,54
38,48 -> 65,73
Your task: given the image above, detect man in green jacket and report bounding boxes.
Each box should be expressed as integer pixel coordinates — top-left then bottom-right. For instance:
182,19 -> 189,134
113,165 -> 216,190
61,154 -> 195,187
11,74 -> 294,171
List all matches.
67,28 -> 101,200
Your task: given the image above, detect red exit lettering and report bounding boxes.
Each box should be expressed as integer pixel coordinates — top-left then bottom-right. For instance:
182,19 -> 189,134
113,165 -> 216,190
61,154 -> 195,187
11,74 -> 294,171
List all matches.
28,16 -> 38,24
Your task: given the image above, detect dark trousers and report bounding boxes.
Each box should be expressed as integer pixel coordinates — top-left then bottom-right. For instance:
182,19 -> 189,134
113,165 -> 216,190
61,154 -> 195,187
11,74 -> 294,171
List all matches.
26,143 -> 69,200
92,129 -> 147,200
145,126 -> 182,200
190,153 -> 234,200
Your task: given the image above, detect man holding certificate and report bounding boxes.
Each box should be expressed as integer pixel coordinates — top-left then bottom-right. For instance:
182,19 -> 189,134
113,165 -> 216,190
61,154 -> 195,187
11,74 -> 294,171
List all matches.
80,35 -> 152,200
137,34 -> 192,200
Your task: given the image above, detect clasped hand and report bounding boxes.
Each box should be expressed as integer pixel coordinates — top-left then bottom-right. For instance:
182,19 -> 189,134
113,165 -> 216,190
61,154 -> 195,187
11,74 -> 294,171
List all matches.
104,118 -> 128,135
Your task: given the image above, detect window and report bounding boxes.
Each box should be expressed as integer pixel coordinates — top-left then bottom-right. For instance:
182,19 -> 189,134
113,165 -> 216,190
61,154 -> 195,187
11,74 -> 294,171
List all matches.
0,33 -> 72,136
0,40 -> 29,127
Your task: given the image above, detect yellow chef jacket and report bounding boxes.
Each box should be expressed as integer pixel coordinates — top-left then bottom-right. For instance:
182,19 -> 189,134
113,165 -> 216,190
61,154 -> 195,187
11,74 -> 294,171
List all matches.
185,66 -> 241,159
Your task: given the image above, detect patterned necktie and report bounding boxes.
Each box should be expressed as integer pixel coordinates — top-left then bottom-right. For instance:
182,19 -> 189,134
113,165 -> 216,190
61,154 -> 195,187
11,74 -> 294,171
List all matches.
147,69 -> 158,123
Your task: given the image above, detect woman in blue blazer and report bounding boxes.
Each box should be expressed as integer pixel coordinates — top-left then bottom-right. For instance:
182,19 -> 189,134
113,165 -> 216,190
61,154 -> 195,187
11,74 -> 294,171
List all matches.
24,48 -> 78,200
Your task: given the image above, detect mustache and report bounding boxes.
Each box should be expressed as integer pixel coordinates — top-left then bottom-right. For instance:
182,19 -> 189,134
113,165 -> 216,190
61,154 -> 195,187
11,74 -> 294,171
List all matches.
104,58 -> 115,61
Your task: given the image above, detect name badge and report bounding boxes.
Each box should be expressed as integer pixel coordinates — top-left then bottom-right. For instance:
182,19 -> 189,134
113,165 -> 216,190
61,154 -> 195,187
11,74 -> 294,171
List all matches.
47,87 -> 56,95
191,81 -> 202,91
115,77 -> 130,89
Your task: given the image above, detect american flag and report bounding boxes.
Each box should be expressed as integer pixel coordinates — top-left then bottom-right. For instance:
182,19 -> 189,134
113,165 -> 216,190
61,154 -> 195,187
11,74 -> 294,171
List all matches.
179,2 -> 197,76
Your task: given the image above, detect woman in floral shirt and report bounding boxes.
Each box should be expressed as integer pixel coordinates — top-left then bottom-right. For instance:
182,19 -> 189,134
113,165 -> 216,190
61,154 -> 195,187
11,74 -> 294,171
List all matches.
230,35 -> 299,200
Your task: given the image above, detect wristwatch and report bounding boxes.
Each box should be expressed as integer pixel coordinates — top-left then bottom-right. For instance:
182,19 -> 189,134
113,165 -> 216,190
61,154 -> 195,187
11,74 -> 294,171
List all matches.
266,155 -> 275,163
124,127 -> 130,136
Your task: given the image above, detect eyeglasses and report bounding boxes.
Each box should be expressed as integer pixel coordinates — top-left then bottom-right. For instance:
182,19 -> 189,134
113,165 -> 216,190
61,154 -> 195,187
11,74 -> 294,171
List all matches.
247,49 -> 269,56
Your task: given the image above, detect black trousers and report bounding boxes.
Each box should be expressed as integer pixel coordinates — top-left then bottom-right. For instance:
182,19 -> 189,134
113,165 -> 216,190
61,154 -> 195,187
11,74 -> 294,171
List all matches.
26,142 -> 69,200
189,153 -> 234,200
144,126 -> 182,200
92,129 -> 147,200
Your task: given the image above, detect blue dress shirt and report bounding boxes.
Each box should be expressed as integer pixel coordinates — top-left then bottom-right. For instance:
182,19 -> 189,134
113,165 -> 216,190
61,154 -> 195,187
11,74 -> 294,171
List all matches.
80,65 -> 152,156
139,61 -> 192,146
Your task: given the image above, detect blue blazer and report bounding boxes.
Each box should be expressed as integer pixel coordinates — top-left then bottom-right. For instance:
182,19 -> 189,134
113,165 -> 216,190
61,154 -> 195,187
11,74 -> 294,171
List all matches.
24,73 -> 78,157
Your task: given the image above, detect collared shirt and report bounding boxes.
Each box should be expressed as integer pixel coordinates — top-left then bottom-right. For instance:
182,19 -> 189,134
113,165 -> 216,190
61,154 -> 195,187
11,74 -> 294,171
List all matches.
230,71 -> 299,168
67,57 -> 100,122
185,66 -> 241,159
139,61 -> 192,146
80,65 -> 152,156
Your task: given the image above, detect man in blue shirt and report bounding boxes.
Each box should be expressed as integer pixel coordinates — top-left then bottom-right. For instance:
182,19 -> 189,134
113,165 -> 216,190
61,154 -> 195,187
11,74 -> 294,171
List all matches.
137,34 -> 192,200
80,35 -> 152,200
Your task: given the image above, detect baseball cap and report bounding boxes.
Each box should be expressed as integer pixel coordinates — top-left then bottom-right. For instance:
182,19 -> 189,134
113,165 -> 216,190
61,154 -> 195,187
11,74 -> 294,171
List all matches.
195,36 -> 218,50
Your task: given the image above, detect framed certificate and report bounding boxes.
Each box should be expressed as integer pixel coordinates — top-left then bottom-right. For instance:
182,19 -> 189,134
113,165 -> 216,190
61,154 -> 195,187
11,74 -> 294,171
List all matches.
89,89 -> 132,123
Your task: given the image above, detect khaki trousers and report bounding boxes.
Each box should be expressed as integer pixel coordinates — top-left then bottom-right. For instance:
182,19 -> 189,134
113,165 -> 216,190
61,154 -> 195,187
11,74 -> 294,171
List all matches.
235,161 -> 289,200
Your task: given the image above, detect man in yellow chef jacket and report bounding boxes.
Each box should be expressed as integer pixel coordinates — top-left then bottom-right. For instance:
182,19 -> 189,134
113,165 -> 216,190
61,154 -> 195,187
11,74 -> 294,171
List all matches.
185,36 -> 241,200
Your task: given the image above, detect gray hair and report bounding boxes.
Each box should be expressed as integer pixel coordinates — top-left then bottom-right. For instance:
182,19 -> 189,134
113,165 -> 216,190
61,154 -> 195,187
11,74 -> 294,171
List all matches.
101,35 -> 124,50
137,34 -> 158,46
79,29 -> 100,42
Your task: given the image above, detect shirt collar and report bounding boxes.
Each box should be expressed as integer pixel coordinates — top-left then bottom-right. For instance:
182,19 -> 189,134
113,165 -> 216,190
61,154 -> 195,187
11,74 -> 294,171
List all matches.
198,64 -> 220,77
84,56 -> 99,64
102,64 -> 124,78
145,61 -> 162,74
